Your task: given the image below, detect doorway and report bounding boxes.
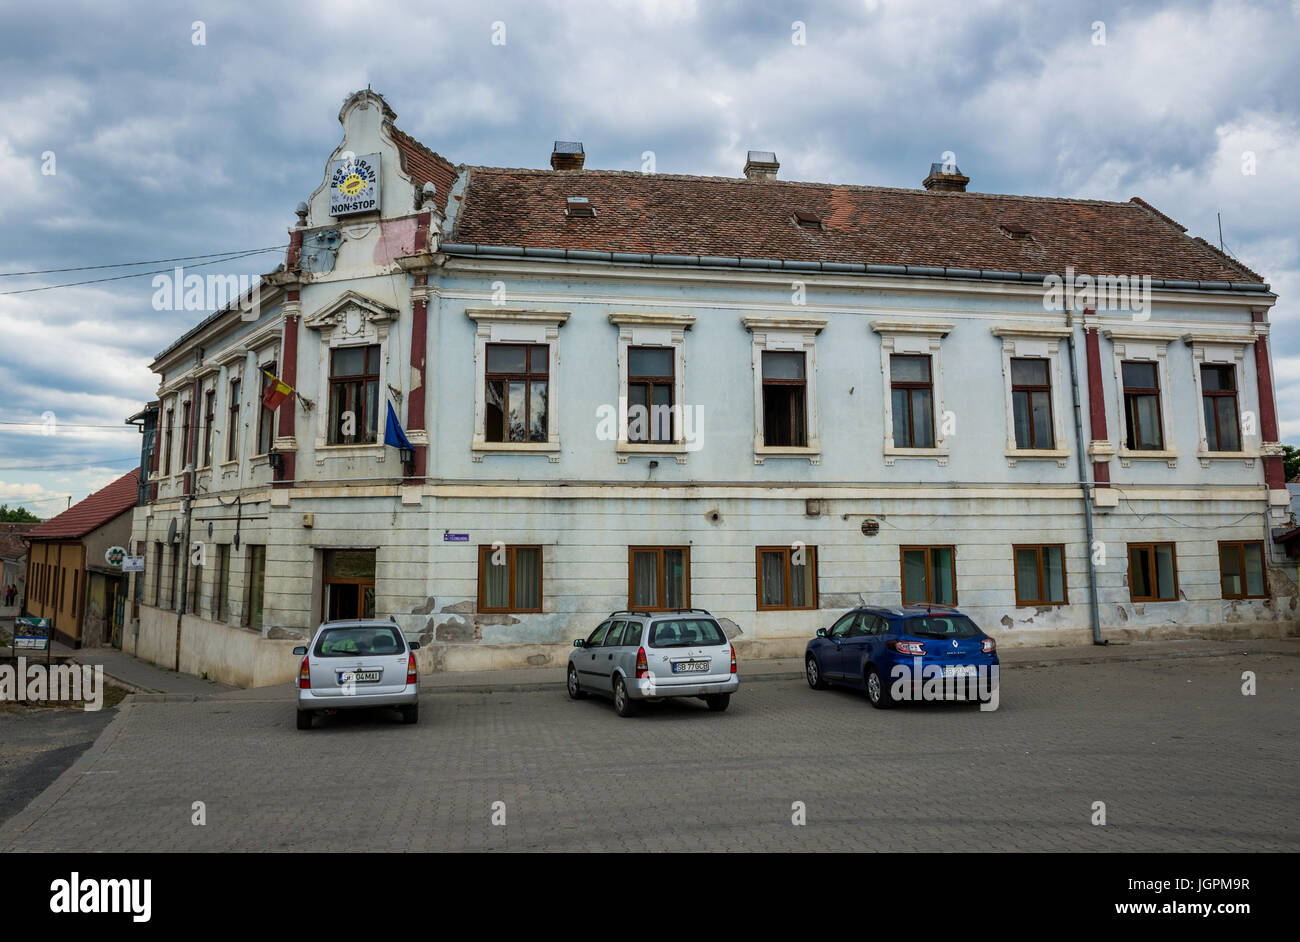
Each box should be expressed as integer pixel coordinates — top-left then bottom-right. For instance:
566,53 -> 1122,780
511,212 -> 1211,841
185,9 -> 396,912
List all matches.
323,549 -> 376,620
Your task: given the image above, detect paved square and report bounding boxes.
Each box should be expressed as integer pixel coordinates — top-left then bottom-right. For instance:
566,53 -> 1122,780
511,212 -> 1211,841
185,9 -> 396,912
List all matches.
2,652 -> 1296,851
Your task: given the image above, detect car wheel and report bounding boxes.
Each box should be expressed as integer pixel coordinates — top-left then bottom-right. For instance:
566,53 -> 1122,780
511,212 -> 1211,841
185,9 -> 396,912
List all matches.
401,703 -> 419,725
567,665 -> 587,700
805,655 -> 828,690
296,710 -> 312,730
705,693 -> 730,712
613,677 -> 638,717
866,666 -> 896,710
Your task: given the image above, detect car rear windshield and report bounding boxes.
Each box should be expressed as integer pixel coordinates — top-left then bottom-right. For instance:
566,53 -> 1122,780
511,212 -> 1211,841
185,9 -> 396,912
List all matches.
900,615 -> 981,640
648,618 -> 727,648
313,626 -> 407,657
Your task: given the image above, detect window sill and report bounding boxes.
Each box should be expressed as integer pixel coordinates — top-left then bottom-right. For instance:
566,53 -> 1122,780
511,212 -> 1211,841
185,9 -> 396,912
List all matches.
754,445 -> 820,465
1196,450 -> 1258,468
1006,447 -> 1070,468
1118,448 -> 1178,468
472,441 -> 561,463
884,445 -> 950,467
617,442 -> 689,464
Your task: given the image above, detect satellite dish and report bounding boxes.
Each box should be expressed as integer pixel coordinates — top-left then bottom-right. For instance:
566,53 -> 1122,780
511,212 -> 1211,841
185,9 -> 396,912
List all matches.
167,519 -> 178,544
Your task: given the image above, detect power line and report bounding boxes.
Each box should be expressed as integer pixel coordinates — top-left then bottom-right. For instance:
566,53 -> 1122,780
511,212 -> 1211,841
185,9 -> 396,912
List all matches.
0,246 -> 288,277
0,246 -> 287,296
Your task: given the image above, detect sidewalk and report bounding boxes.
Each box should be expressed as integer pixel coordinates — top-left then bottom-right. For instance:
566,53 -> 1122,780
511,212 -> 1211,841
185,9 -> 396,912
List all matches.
49,640 -> 235,697
183,635 -> 1300,703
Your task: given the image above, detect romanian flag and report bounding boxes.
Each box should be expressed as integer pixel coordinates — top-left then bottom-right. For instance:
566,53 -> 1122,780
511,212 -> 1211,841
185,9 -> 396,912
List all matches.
261,371 -> 293,411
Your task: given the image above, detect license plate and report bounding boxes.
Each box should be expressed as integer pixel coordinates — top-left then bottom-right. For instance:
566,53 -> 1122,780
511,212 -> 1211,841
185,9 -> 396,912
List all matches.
672,660 -> 709,674
338,670 -> 381,684
943,665 -> 976,678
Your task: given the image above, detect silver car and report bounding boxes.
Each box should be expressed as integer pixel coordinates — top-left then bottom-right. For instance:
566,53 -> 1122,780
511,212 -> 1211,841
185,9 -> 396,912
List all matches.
566,609 -> 739,716
293,619 -> 419,729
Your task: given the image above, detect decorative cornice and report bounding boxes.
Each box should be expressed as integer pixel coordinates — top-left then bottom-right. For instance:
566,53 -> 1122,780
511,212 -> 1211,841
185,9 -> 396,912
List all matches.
871,320 -> 954,337
990,325 -> 1072,339
466,307 -> 570,326
608,312 -> 697,329
741,315 -> 827,334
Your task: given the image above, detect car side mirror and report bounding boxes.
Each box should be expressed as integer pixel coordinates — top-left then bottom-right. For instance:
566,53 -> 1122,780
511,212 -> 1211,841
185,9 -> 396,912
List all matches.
292,646 -> 307,656
573,639 -> 585,648
409,641 -> 420,650
816,628 -> 827,638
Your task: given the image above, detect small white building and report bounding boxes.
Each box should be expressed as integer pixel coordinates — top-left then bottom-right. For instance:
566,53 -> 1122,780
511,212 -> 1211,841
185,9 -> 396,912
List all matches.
125,90 -> 1296,687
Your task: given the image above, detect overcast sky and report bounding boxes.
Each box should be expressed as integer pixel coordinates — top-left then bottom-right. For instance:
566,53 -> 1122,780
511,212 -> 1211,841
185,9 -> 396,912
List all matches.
2,0 -> 1298,515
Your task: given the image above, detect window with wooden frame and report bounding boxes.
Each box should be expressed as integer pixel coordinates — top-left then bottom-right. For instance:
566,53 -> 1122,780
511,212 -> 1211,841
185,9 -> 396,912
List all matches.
1122,361 -> 1164,450
162,406 -> 174,475
226,378 -> 241,461
485,343 -> 549,443
180,400 -> 193,472
202,388 -> 216,468
477,544 -> 543,613
890,355 -> 935,448
215,544 -> 230,621
1013,544 -> 1067,605
1201,364 -> 1241,452
1219,541 -> 1265,599
628,546 -> 690,610
756,545 -> 818,610
761,351 -> 807,447
153,542 -> 163,606
627,346 -> 674,444
257,361 -> 277,456
328,345 -> 380,445
900,545 -> 956,605
245,544 -> 266,628
1128,542 -> 1178,602
1011,358 -> 1054,450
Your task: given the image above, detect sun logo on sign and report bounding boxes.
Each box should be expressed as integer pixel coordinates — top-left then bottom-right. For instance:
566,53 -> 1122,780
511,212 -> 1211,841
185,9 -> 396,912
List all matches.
341,173 -> 368,197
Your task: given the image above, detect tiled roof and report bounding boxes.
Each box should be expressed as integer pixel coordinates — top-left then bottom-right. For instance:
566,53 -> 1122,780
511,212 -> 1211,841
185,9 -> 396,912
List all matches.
25,468 -> 139,542
447,167 -> 1265,284
0,522 -> 36,560
391,128 -> 457,215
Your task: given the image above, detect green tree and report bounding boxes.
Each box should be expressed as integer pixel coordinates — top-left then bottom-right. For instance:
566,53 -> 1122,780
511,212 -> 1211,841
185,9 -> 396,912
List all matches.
0,504 -> 40,523
1284,445 -> 1300,483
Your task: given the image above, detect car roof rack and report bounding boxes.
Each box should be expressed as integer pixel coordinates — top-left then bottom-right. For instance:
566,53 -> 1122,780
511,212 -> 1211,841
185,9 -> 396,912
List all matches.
659,608 -> 713,615
607,610 -> 654,618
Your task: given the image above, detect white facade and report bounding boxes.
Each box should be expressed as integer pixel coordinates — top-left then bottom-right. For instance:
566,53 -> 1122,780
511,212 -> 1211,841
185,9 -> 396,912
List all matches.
126,91 -> 1297,687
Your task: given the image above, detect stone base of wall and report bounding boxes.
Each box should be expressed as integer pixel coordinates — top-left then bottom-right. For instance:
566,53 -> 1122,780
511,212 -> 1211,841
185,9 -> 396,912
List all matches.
124,604 -> 1300,687
131,606 -> 305,687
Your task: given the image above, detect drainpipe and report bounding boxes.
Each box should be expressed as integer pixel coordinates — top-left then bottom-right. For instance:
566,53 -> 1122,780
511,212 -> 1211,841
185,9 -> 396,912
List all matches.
1066,310 -> 1106,645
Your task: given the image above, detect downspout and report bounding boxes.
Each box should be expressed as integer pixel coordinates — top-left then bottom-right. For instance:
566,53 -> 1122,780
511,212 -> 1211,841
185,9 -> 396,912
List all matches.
1065,310 -> 1106,645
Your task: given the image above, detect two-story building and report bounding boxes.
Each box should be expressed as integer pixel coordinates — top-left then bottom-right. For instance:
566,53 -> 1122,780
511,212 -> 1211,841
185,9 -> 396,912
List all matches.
124,89 -> 1295,687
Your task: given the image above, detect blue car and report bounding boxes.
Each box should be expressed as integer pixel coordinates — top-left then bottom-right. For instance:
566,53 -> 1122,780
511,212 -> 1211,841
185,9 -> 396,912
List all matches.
804,605 -> 999,708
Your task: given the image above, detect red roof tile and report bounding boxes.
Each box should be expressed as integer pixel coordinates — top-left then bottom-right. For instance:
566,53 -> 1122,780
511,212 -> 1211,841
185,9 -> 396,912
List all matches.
447,167 -> 1264,284
25,469 -> 138,542
391,128 -> 457,215
0,522 -> 37,560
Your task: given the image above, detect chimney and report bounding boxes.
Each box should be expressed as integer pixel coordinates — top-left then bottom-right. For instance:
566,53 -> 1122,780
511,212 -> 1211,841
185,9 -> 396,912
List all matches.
551,141 -> 585,171
923,162 -> 969,192
744,150 -> 779,181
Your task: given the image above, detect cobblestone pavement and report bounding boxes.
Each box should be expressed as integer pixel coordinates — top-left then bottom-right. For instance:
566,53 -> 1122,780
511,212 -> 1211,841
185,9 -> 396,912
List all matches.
0,707 -> 116,829
1,652 -> 1296,852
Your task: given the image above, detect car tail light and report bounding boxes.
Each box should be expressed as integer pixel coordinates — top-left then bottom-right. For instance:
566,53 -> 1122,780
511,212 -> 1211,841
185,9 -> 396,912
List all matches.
298,655 -> 311,689
730,645 -> 737,674
889,640 -> 926,656
635,647 -> 649,678
982,638 -> 996,654
406,652 -> 418,684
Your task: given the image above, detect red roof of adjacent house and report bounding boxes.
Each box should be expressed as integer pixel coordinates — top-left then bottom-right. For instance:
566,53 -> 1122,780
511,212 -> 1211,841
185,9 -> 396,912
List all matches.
25,469 -> 139,542
444,166 -> 1264,284
0,521 -> 37,560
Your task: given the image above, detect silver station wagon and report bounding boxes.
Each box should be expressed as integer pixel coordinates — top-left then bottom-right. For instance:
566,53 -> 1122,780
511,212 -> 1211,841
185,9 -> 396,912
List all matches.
293,619 -> 419,729
567,609 -> 738,716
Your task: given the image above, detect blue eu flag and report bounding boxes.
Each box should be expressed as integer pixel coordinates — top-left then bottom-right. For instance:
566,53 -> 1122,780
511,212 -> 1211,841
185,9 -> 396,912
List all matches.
384,401 -> 413,450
